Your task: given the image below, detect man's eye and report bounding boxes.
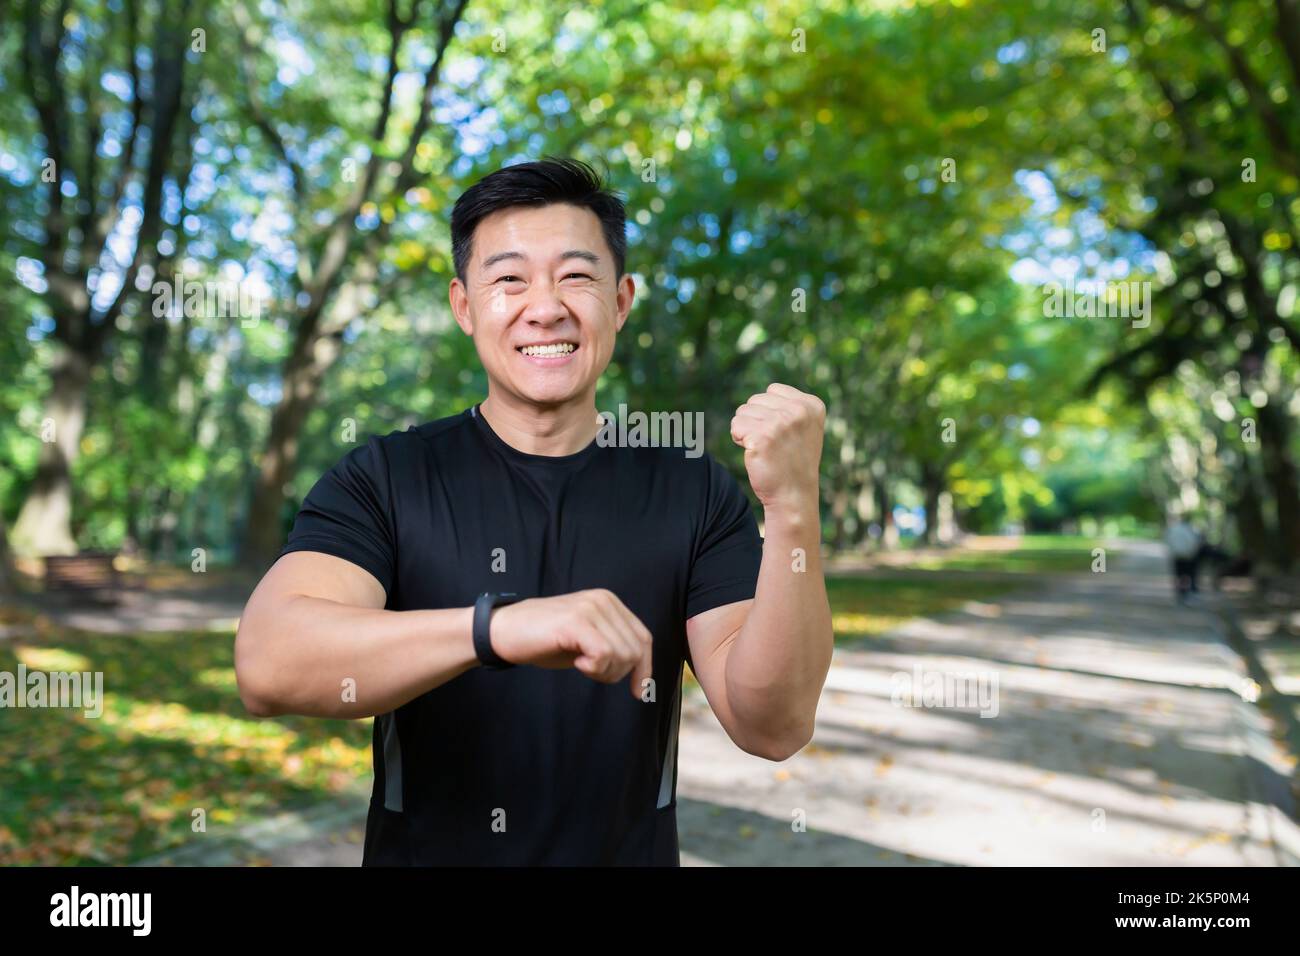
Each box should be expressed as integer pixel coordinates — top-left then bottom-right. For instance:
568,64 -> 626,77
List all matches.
564,273 -> 593,280
495,275 -> 522,284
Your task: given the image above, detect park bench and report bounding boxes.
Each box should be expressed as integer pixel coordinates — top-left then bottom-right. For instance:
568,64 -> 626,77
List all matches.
43,552 -> 121,604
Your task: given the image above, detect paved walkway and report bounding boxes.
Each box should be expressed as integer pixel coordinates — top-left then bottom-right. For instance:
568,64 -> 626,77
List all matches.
677,542 -> 1297,865
140,543 -> 1300,866
9,580 -> 249,635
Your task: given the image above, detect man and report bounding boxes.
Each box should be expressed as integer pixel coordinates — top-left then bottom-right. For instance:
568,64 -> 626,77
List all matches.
234,157 -> 834,865
1164,511 -> 1203,604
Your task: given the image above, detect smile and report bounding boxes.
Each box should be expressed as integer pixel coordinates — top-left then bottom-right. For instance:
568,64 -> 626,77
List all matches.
516,341 -> 579,366
517,342 -> 577,356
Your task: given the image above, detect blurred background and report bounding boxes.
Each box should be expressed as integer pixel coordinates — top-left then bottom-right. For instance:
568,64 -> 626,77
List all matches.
1,0 -> 1298,866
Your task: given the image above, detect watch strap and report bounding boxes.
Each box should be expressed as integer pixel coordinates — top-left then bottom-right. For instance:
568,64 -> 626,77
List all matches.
473,592 -> 519,669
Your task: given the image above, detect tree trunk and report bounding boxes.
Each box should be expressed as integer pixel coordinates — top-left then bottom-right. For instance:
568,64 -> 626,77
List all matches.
1231,454 -> 1273,561
830,473 -> 851,553
875,477 -> 898,550
1255,400 -> 1300,568
921,463 -> 942,546
241,324 -> 342,566
0,512 -> 13,593
11,346 -> 91,556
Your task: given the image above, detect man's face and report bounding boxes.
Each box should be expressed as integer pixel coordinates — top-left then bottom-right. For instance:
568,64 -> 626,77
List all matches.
450,203 -> 635,409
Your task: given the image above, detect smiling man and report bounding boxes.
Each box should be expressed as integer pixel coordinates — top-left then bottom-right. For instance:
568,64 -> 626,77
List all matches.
234,157 -> 834,866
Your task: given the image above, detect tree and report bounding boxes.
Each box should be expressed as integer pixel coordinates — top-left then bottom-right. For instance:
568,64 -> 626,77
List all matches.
7,0 -> 206,555
229,0 -> 470,565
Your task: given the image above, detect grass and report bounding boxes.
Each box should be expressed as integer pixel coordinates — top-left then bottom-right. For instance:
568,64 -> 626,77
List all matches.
0,607 -> 371,865
826,573 -> 1017,639
906,535 -> 1106,574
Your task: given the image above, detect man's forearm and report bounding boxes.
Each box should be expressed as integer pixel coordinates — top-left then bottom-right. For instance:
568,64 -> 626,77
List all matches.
724,500 -> 834,752
235,597 -> 478,719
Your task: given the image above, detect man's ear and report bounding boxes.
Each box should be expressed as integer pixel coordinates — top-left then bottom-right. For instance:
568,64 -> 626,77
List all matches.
613,272 -> 635,333
449,277 -> 474,336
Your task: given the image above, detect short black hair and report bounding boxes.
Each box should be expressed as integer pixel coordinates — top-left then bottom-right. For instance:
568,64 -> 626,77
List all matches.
450,156 -> 627,283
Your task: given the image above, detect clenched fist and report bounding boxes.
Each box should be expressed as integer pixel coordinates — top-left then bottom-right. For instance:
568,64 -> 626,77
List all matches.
730,383 -> 826,511
488,589 -> 653,699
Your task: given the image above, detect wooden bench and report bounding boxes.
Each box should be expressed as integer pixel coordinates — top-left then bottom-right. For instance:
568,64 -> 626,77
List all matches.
44,552 -> 121,603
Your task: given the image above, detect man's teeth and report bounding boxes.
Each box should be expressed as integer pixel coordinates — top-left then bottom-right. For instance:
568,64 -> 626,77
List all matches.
519,343 -> 576,356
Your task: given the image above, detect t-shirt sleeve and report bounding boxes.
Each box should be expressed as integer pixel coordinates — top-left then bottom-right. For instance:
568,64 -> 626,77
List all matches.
685,455 -> 764,621
277,436 -> 397,597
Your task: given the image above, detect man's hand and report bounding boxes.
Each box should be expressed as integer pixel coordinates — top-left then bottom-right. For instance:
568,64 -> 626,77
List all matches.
488,589 -> 653,699
730,383 -> 826,512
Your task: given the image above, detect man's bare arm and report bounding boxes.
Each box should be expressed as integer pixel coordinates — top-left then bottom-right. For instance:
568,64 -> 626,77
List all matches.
234,551 -> 656,719
685,383 -> 833,761
686,507 -> 832,761
234,552 -> 479,719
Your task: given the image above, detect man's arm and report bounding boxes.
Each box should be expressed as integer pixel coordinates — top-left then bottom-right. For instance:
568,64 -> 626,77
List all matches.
685,384 -> 834,761
235,552 -> 655,719
234,552 -> 480,719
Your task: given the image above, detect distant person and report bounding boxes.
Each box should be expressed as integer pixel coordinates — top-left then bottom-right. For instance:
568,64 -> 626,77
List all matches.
1164,514 -> 1202,603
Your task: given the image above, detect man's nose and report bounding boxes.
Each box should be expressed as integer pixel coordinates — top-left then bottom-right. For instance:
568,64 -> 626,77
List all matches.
520,280 -> 569,324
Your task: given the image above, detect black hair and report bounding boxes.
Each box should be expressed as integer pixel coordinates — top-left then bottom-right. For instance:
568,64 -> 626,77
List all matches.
450,156 -> 627,283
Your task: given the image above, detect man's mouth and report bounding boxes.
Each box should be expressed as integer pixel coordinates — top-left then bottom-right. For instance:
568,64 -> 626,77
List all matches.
516,341 -> 579,364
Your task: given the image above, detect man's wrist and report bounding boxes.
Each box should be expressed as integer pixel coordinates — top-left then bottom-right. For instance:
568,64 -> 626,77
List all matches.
762,495 -> 820,534
473,593 -> 519,669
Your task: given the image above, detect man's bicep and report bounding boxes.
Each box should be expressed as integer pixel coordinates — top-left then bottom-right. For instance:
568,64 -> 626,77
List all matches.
254,551 -> 388,611
684,598 -> 753,731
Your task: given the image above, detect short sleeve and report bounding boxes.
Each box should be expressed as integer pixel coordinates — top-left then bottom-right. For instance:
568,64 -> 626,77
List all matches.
277,436 -> 397,597
685,455 -> 763,620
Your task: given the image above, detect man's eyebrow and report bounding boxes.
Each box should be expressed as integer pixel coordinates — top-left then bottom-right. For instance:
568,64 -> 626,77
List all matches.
480,250 -> 526,271
479,249 -> 602,272
559,250 -> 601,266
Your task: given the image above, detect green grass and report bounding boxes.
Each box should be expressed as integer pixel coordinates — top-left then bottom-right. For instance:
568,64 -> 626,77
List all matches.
825,573 -> 1017,640
989,534 -> 1108,549
908,536 -> 1106,574
0,608 -> 371,865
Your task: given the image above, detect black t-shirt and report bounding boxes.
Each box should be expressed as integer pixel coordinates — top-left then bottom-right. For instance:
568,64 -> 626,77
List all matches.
277,404 -> 763,865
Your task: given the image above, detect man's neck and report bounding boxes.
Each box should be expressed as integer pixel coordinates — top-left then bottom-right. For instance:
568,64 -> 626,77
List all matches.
478,392 -> 602,457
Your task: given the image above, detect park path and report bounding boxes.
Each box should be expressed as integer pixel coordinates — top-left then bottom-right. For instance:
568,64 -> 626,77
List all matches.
676,541 -> 1298,865
138,542 -> 1300,866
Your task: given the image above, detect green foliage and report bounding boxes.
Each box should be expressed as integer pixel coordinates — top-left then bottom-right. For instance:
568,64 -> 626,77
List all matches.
1,0 -> 1297,561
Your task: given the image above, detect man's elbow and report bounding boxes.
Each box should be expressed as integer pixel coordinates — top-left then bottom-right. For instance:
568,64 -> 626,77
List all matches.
739,721 -> 814,762
235,665 -> 282,718
238,688 -> 279,718
234,622 -> 283,718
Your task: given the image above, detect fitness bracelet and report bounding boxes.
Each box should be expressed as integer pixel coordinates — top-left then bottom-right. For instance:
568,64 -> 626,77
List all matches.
473,592 -> 520,670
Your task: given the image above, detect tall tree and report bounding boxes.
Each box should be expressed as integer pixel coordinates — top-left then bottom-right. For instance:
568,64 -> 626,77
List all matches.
9,0 -> 204,554
233,0 -> 470,565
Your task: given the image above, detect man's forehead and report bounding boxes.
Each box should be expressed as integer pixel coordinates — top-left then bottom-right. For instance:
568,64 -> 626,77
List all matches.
474,205 -> 606,265
478,202 -> 600,234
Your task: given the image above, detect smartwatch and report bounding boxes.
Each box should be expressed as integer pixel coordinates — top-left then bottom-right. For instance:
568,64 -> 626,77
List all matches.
473,592 -> 520,670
